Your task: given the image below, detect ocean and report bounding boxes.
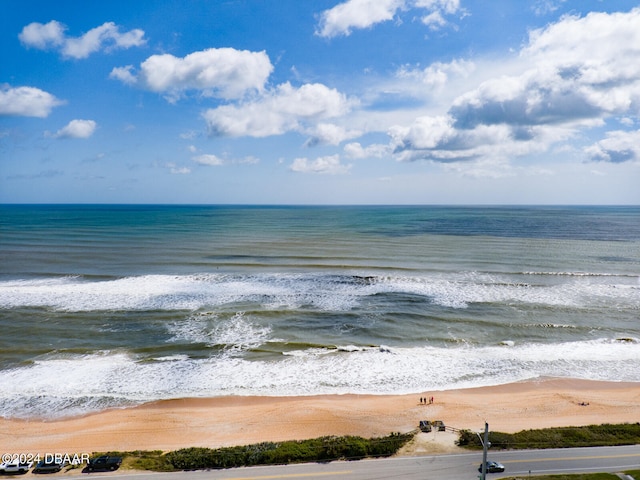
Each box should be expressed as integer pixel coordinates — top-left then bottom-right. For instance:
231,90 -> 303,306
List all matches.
0,205 -> 639,419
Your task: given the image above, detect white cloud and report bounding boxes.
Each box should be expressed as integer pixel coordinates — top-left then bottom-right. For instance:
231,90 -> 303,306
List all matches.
112,48 -> 273,101
389,8 -> 640,164
421,11 -> 446,30
109,65 -> 137,85
235,156 -> 260,165
316,0 -> 403,38
303,123 -> 362,146
395,59 -> 475,97
18,20 -> 65,49
193,153 -> 260,166
193,154 -> 224,166
52,119 -> 97,139
443,157 -> 516,179
180,130 -> 199,140
166,163 -> 191,174
19,20 -> 145,59
532,0 -> 567,16
344,142 -> 391,159
290,155 -> 352,174
0,85 -> 64,117
203,82 -> 356,137
316,0 -> 461,38
584,129 -> 640,163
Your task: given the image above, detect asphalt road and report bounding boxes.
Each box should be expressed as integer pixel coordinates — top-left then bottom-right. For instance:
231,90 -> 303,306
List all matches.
64,445 -> 640,480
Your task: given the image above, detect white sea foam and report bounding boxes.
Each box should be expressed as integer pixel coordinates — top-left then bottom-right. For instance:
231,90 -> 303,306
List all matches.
0,271 -> 637,312
167,311 -> 273,354
1,338 -> 639,420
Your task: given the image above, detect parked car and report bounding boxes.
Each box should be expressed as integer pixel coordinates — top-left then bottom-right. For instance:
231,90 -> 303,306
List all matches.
478,461 -> 505,473
432,420 -> 446,431
419,420 -> 432,432
87,456 -> 122,472
0,460 -> 33,474
33,460 -> 64,474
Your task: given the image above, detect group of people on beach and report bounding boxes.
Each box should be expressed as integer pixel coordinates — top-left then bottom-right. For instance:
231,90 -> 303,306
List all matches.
420,396 -> 434,405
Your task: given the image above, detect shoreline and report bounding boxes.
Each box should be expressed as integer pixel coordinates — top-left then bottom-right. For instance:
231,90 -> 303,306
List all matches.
2,378 -> 640,455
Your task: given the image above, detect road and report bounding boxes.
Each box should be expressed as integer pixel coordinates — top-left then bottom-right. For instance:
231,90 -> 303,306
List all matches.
64,445 -> 640,479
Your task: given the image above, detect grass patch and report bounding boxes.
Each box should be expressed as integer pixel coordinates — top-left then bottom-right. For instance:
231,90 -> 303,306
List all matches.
457,423 -> 640,450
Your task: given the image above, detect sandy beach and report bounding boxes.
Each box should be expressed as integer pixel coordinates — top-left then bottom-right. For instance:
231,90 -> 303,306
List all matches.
2,378 -> 639,456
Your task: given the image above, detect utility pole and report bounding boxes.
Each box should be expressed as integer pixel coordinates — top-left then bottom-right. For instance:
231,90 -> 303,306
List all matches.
480,422 -> 489,480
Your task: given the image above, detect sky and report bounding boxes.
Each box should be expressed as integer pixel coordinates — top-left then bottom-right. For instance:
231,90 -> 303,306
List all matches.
1,0 -> 639,205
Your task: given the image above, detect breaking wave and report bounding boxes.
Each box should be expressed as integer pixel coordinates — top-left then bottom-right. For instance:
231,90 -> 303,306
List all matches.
0,338 -> 638,420
1,271 -> 637,312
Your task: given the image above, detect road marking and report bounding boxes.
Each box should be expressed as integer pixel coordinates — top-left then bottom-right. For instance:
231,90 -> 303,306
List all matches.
225,470 -> 353,479
505,452 -> 640,464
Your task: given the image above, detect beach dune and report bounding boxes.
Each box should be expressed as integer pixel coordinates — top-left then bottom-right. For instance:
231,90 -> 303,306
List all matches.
2,378 -> 639,455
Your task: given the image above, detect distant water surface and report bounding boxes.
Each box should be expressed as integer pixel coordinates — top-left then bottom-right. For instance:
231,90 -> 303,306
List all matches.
0,205 -> 638,419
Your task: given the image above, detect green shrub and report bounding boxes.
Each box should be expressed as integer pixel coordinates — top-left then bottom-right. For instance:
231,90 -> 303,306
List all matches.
456,423 -> 640,450
162,432 -> 414,470
367,432 -> 414,458
261,440 -> 320,464
455,429 -> 478,447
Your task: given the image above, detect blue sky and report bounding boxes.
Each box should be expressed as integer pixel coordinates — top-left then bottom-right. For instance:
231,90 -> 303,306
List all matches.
1,0 -> 639,204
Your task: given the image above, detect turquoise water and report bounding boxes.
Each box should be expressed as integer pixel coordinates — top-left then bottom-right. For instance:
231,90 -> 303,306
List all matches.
0,205 -> 639,419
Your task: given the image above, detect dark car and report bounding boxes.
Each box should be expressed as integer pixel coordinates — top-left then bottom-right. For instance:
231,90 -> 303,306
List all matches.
33,460 -> 64,474
419,420 -> 432,432
87,456 -> 122,472
478,461 -> 505,473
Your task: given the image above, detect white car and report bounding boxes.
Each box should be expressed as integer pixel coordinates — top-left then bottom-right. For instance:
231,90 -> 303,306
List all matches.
0,460 -> 34,474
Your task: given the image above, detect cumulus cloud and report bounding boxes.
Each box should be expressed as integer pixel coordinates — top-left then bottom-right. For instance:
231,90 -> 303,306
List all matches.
203,82 -> 356,138
0,85 -> 64,117
389,8 -> 640,164
390,115 -> 520,162
303,123 -> 362,146
109,65 -> 137,85
459,8 -> 640,127
290,154 -> 352,174
316,0 -> 403,38
111,48 -> 272,101
397,59 -> 475,89
18,20 -> 65,49
52,119 -> 97,139
316,0 -> 461,38
344,142 -> 391,159
19,20 -> 145,59
585,130 -> 640,163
